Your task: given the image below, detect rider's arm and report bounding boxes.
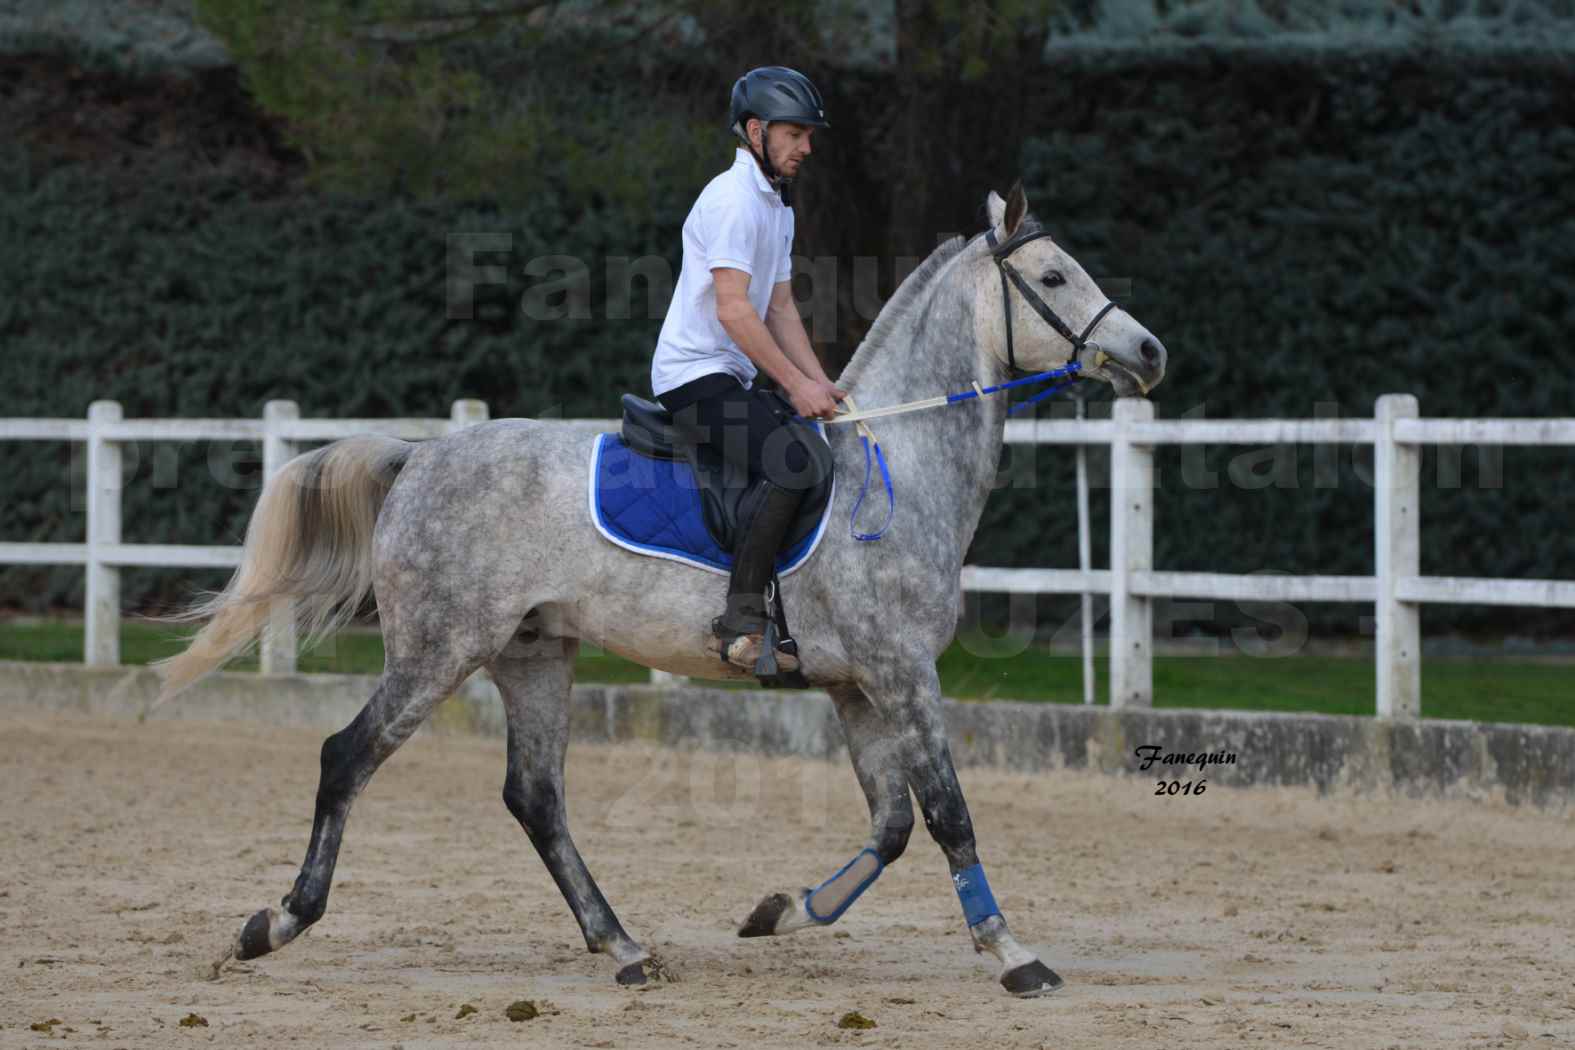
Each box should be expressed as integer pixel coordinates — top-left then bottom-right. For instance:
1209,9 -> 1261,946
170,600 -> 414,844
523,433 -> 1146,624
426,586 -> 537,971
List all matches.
712,267 -> 818,399
765,279 -> 831,386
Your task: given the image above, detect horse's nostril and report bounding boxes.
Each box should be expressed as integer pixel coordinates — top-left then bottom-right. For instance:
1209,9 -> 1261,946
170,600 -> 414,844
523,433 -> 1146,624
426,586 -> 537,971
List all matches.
1139,339 -> 1161,367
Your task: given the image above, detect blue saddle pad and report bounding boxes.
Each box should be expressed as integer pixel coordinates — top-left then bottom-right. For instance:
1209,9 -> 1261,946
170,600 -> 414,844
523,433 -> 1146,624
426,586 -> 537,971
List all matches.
588,432 -> 832,576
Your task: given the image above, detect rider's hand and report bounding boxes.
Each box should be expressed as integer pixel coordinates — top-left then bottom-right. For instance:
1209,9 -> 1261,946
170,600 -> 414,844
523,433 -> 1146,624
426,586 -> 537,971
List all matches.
789,378 -> 847,420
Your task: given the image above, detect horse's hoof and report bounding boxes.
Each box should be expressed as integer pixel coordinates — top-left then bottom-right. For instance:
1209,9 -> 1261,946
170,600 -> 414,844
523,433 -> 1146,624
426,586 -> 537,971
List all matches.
616,954 -> 675,986
738,892 -> 795,937
235,909 -> 275,961
1001,959 -> 1064,998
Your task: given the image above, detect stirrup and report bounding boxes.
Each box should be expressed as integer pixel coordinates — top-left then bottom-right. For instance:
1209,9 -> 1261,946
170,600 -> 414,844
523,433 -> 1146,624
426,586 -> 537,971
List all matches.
709,619 -> 800,674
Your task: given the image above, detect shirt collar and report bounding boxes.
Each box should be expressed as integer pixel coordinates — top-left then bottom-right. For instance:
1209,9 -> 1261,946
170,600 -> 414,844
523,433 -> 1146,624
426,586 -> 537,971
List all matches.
733,147 -> 780,201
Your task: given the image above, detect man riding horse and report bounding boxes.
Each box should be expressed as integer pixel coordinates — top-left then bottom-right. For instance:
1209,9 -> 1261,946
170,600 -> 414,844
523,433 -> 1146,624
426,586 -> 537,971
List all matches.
158,57 -> 1167,992
650,66 -> 841,673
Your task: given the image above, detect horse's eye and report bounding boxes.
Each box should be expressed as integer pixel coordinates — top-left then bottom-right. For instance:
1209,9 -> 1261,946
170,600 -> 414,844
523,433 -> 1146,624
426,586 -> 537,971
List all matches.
1041,272 -> 1065,288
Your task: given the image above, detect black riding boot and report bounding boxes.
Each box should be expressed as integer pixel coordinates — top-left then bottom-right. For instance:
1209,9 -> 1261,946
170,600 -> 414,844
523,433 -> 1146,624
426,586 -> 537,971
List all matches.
713,480 -> 802,669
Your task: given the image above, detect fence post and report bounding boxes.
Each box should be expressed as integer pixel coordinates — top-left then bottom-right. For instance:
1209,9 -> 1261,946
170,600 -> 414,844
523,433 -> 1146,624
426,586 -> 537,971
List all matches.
448,400 -> 498,697
1109,397 -> 1154,708
449,399 -> 490,432
1374,393 -> 1421,718
84,400 -> 123,667
260,401 -> 300,674
1075,392 -> 1095,705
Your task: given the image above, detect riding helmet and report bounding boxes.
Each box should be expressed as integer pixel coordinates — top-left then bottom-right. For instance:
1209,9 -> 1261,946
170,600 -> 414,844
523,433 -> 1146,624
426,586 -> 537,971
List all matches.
728,66 -> 829,141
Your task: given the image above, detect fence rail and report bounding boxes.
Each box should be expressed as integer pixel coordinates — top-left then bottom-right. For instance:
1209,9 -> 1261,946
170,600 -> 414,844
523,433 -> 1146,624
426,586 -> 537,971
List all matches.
2,394 -> 1572,718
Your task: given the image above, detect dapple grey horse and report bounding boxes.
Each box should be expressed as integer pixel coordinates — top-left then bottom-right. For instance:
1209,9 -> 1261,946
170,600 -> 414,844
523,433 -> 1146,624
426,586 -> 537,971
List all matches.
159,182 -> 1166,997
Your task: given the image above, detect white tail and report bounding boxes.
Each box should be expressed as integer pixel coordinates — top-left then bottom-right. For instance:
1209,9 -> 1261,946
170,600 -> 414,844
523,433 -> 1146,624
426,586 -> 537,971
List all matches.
152,436 -> 412,703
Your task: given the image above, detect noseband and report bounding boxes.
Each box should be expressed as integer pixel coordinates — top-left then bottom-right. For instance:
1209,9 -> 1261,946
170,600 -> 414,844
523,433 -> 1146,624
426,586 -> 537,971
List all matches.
986,226 -> 1120,375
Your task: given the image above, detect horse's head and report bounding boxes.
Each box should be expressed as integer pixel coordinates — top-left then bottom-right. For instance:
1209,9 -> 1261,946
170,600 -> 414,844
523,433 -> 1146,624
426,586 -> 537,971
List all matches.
981,182 -> 1167,397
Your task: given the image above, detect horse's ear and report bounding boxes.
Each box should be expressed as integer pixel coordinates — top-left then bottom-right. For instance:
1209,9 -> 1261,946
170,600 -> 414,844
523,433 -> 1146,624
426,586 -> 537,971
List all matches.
1003,179 -> 1027,238
985,190 -> 1006,231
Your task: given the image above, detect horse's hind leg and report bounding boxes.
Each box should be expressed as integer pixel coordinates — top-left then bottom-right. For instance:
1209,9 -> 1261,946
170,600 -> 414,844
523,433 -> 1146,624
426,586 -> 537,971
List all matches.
739,684 -> 914,936
870,662 -> 1063,998
489,632 -> 657,986
233,656 -> 467,961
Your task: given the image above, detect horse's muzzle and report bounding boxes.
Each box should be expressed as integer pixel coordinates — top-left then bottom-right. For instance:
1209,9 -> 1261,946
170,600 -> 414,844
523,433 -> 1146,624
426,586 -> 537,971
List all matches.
1096,337 -> 1166,396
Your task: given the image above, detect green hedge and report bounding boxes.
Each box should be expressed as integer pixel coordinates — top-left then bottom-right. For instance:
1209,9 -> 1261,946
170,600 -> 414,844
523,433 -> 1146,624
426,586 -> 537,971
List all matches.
2,39 -> 1572,636
0,142 -> 693,611
978,41 -> 1575,636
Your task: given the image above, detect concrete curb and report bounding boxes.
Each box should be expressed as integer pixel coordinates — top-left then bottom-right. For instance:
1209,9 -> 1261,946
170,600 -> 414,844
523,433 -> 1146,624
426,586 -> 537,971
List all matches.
2,661 -> 1571,809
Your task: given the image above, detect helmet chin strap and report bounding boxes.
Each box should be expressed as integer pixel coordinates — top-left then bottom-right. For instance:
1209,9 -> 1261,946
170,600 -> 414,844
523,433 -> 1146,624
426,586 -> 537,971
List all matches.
744,121 -> 794,206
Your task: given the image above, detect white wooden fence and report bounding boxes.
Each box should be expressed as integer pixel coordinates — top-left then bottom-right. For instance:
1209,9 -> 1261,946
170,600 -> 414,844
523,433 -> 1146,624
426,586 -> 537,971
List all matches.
2,393 -> 1572,719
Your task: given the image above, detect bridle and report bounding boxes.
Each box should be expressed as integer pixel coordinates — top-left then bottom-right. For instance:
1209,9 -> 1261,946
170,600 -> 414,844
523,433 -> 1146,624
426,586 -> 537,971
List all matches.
985,225 -> 1120,376
826,223 -> 1123,543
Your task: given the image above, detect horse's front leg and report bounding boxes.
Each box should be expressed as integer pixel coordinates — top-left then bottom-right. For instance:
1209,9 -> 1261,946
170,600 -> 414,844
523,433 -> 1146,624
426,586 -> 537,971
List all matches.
738,684 -> 914,937
873,662 -> 1064,998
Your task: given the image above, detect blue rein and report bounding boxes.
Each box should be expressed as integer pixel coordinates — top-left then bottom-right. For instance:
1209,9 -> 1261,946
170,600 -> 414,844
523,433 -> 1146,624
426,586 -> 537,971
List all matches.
846,362 -> 1083,542
947,361 -> 1084,415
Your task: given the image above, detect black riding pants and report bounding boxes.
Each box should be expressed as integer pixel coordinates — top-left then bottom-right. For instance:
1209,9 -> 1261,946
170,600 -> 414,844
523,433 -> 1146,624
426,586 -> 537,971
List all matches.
656,373 -> 830,493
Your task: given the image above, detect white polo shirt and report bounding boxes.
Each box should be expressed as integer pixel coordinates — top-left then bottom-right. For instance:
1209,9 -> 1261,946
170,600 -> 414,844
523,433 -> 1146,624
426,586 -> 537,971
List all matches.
651,148 -> 795,397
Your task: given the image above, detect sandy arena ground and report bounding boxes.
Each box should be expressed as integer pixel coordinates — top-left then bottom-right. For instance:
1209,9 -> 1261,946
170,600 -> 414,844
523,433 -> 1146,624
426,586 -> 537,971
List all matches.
2,711 -> 1573,1049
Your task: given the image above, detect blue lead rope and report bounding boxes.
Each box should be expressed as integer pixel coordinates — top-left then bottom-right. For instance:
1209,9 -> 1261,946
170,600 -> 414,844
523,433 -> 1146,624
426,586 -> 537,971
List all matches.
844,362 -> 1082,542
850,431 -> 895,541
1006,374 -> 1084,415
944,361 -> 1082,410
